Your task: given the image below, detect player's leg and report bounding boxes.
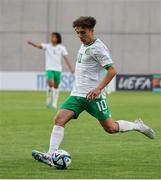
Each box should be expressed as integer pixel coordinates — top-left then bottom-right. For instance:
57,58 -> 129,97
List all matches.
84,98 -> 118,133
51,71 -> 61,109
48,96 -> 84,155
47,109 -> 75,155
84,97 -> 155,139
46,71 -> 55,108
99,116 -> 142,134
99,117 -> 155,139
99,117 -> 138,133
99,117 -> 119,133
32,96 -> 84,166
32,109 -> 74,167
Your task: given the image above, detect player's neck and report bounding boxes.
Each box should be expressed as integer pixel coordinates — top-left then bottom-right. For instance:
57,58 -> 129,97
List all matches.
51,43 -> 57,46
84,38 -> 97,46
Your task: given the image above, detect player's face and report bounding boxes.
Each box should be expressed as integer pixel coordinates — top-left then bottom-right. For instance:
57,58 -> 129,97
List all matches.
75,27 -> 94,45
51,35 -> 58,45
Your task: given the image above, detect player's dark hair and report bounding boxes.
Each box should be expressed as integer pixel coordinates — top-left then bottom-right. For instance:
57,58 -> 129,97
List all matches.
51,32 -> 62,44
73,16 -> 96,29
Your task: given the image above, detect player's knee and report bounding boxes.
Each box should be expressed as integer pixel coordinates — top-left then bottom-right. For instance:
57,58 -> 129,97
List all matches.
48,81 -> 54,88
104,127 -> 116,134
54,115 -> 66,126
48,83 -> 53,88
53,84 -> 59,89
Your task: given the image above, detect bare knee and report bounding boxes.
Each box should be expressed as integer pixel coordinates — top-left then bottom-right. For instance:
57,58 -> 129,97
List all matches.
48,80 -> 54,88
54,115 -> 66,127
104,127 -> 117,134
53,109 -> 74,127
53,84 -> 59,89
100,119 -> 119,134
103,123 -> 119,134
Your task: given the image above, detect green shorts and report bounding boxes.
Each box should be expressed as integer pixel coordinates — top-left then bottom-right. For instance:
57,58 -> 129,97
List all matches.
60,96 -> 112,121
46,70 -> 61,85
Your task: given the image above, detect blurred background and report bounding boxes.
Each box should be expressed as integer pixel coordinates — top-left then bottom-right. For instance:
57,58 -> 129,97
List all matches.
0,0 -> 161,91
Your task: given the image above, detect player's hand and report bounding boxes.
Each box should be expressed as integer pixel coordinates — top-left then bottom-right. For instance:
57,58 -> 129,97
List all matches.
86,88 -> 101,101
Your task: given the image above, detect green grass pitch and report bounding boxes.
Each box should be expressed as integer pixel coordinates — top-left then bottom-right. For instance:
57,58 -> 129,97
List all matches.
0,91 -> 161,179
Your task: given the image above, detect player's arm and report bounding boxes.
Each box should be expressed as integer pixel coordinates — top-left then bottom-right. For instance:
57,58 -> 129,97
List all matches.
87,65 -> 116,100
64,55 -> 75,74
27,41 -> 42,49
86,65 -> 117,100
98,65 -> 116,90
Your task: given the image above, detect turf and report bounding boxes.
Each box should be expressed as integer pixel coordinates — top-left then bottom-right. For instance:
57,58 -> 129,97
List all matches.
0,91 -> 161,179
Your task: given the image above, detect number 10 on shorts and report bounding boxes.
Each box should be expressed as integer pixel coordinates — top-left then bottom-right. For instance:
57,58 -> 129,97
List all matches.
96,100 -> 107,111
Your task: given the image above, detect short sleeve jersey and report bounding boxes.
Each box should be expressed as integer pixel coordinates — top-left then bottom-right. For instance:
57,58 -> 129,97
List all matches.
41,43 -> 68,71
71,38 -> 112,98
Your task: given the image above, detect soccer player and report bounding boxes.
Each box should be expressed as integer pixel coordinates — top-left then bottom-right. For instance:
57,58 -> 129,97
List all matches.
28,32 -> 74,109
32,17 -> 155,167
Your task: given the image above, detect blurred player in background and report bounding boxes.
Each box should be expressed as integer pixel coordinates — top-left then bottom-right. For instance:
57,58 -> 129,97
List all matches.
32,17 -> 155,167
28,32 -> 74,109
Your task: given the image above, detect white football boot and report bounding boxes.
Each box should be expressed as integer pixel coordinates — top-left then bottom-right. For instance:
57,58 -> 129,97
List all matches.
134,119 -> 155,139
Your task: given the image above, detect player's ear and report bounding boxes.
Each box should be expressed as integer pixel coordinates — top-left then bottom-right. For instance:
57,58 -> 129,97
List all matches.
91,28 -> 94,33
